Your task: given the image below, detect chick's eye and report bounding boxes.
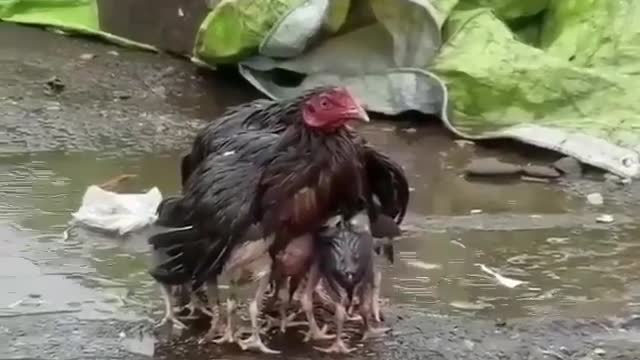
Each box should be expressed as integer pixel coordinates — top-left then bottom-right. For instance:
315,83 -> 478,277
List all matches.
319,99 -> 329,108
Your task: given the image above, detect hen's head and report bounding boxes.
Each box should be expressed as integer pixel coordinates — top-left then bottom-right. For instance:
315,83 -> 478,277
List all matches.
301,87 -> 370,131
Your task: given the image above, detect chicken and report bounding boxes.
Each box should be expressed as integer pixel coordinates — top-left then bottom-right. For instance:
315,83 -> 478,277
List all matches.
304,218 -> 389,354
150,86 -> 374,353
178,88 -> 409,228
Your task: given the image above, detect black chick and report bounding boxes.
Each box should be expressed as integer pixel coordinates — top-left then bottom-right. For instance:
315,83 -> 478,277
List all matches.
300,219 -> 390,354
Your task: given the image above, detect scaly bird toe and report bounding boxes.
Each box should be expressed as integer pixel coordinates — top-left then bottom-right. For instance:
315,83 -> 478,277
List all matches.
362,326 -> 391,341
238,334 -> 280,354
210,328 -> 236,344
155,315 -> 188,330
314,339 -> 356,354
301,324 -> 335,342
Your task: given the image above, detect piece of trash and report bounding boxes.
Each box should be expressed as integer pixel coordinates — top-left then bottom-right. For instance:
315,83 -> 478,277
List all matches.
403,128 -> 417,134
119,331 -> 126,339
79,53 -> 96,60
454,139 -> 475,148
405,260 -> 441,271
107,50 -> 119,56
178,7 -> 184,17
99,174 -> 137,192
470,209 -> 483,214
7,299 -> 24,308
586,193 -> 604,205
521,175 -> 550,183
593,348 -> 606,356
451,240 -> 466,248
222,150 -> 235,156
546,237 -> 569,244
450,300 -> 493,311
478,264 -> 525,288
71,185 -> 162,235
596,214 -> 614,223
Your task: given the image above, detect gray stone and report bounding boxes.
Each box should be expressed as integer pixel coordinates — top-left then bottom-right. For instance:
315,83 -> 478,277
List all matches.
553,157 -> 583,176
465,158 -> 522,176
523,165 -> 561,178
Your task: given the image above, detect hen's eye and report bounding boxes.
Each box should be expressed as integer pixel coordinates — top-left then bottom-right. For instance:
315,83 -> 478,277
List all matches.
320,99 -> 329,108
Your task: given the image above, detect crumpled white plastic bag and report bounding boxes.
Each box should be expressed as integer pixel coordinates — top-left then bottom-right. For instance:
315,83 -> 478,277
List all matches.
71,185 -> 163,236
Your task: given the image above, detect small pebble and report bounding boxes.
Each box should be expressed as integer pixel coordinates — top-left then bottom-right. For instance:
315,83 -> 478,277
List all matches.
593,348 -> 606,356
596,214 -> 614,223
114,90 -> 132,100
107,50 -> 119,56
586,193 -> 604,205
470,209 -> 483,214
79,53 -> 96,60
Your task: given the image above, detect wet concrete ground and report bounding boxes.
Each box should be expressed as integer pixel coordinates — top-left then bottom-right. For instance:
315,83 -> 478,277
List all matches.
1,23 -> 640,359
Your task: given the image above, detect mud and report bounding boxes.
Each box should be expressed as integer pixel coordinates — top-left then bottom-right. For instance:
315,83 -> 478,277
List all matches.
1,23 -> 640,360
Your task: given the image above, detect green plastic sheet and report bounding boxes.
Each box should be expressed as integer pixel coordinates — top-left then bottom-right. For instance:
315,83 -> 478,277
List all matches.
2,0 -> 639,178
0,0 -> 156,50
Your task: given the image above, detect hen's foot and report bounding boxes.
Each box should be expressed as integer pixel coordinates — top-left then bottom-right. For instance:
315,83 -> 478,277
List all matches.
155,314 -> 187,330
209,327 -> 235,344
238,333 -> 280,354
362,326 -> 391,341
314,338 -> 356,354
301,324 -> 335,342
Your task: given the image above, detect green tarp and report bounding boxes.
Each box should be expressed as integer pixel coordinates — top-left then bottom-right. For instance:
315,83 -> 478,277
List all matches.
2,0 -> 639,178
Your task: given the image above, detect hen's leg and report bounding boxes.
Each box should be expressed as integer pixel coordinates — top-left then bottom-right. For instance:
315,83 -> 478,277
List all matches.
360,283 -> 390,340
301,265 -> 334,342
155,284 -> 188,329
314,300 -> 355,354
237,275 -> 279,354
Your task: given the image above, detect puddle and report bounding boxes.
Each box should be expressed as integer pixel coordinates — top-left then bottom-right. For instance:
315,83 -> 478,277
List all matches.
1,124 -> 640,327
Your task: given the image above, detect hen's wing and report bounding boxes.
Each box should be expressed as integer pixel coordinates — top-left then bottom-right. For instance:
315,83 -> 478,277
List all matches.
184,151 -> 268,289
362,145 -> 409,224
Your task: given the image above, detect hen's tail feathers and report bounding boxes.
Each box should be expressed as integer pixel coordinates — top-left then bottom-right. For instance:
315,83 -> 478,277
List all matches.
364,147 -> 409,225
148,226 -> 198,248
191,238 -> 232,291
156,196 -> 191,228
148,227 -> 201,284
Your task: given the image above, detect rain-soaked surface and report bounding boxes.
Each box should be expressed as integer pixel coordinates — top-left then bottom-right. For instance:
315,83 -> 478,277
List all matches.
1,23 -> 640,360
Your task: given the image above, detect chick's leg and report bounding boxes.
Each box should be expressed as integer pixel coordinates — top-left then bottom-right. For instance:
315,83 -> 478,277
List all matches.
314,300 -> 355,354
360,282 -> 390,341
184,285 -> 214,319
155,284 -> 187,329
301,265 -> 334,342
200,280 -> 222,340
238,274 -> 280,354
372,269 -> 383,322
210,287 -> 237,344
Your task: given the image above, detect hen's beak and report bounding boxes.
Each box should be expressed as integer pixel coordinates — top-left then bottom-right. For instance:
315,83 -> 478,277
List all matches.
344,104 -> 370,123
